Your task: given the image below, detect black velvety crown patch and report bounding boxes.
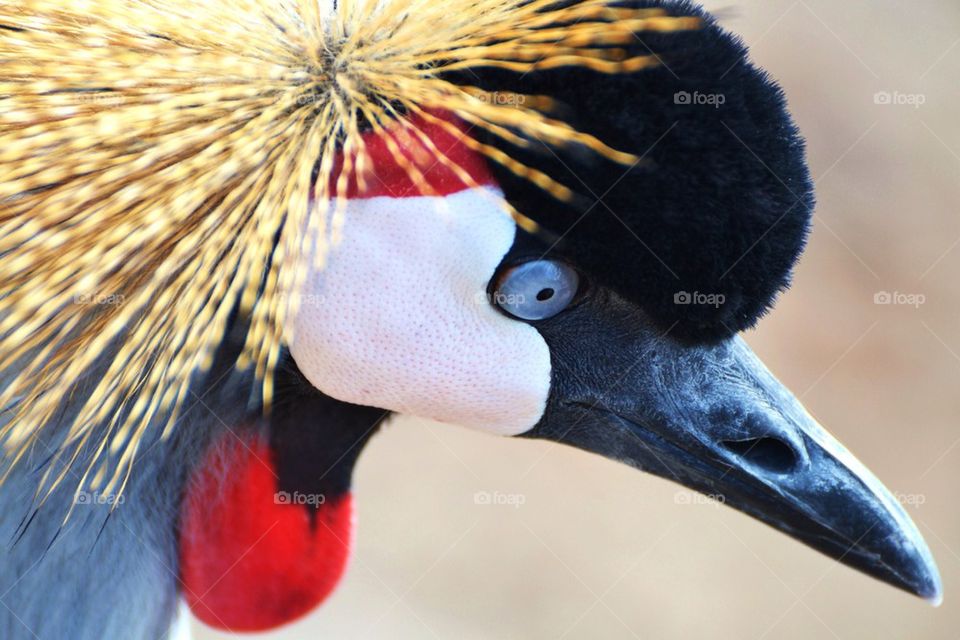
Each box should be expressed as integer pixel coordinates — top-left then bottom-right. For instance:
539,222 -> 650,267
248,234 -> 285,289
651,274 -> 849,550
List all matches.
451,0 -> 814,341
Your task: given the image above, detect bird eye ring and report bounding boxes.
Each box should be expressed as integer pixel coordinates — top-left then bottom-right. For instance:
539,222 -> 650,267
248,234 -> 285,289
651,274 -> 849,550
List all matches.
489,259 -> 580,321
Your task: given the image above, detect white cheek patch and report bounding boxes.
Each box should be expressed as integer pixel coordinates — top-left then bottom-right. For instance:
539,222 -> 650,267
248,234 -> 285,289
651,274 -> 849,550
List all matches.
287,186 -> 552,435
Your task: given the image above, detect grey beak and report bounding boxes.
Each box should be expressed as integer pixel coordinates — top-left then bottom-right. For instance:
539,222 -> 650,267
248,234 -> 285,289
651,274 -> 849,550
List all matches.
530,292 -> 942,603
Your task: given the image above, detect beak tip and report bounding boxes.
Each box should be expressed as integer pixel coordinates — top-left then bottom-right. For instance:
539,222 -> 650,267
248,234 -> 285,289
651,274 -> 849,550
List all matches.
915,529 -> 944,606
905,544 -> 943,606
889,525 -> 943,606
919,568 -> 943,607
925,591 -> 944,608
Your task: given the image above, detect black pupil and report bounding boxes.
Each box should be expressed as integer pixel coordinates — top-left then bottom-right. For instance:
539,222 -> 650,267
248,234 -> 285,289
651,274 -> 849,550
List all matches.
536,288 -> 555,302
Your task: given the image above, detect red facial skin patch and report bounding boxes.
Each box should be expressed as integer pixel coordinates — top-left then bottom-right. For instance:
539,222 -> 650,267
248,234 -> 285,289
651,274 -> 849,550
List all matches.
180,435 -> 352,632
326,110 -> 496,198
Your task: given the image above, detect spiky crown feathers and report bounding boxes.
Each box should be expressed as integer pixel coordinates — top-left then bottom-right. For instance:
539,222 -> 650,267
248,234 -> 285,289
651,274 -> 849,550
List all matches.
0,0 -> 696,502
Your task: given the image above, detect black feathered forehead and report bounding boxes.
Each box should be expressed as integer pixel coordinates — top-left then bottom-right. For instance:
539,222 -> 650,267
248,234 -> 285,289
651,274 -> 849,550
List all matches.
454,0 -> 814,340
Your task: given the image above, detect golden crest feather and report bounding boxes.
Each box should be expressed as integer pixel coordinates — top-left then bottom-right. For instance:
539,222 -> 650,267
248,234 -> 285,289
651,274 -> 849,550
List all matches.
0,0 -> 697,500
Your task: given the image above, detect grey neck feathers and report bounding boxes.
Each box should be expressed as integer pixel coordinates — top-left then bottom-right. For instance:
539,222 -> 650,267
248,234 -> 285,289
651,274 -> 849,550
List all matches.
0,342 -> 258,640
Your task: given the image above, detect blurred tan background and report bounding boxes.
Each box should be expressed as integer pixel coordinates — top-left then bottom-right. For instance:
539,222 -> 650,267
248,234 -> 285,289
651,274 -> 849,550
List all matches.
196,1 -> 960,638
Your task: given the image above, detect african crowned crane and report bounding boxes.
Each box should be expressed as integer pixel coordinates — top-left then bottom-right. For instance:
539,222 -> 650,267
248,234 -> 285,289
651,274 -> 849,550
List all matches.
0,0 -> 941,637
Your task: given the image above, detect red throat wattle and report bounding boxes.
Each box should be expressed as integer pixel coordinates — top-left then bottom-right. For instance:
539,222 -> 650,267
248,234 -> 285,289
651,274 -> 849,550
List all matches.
180,435 -> 353,632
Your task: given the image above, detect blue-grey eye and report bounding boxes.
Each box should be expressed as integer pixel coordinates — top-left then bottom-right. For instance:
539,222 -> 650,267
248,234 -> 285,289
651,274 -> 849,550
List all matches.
492,259 -> 580,321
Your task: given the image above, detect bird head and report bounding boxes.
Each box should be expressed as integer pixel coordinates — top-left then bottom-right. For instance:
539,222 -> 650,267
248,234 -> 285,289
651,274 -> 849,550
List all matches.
177,2 -> 940,632
0,0 -> 941,636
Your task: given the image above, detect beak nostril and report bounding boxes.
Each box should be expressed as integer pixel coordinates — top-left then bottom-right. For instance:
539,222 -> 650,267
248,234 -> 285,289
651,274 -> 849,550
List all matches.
720,437 -> 798,474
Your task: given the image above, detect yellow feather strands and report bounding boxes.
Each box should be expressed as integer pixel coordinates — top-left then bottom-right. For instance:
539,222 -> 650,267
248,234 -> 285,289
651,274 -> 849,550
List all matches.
0,0 -> 697,501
